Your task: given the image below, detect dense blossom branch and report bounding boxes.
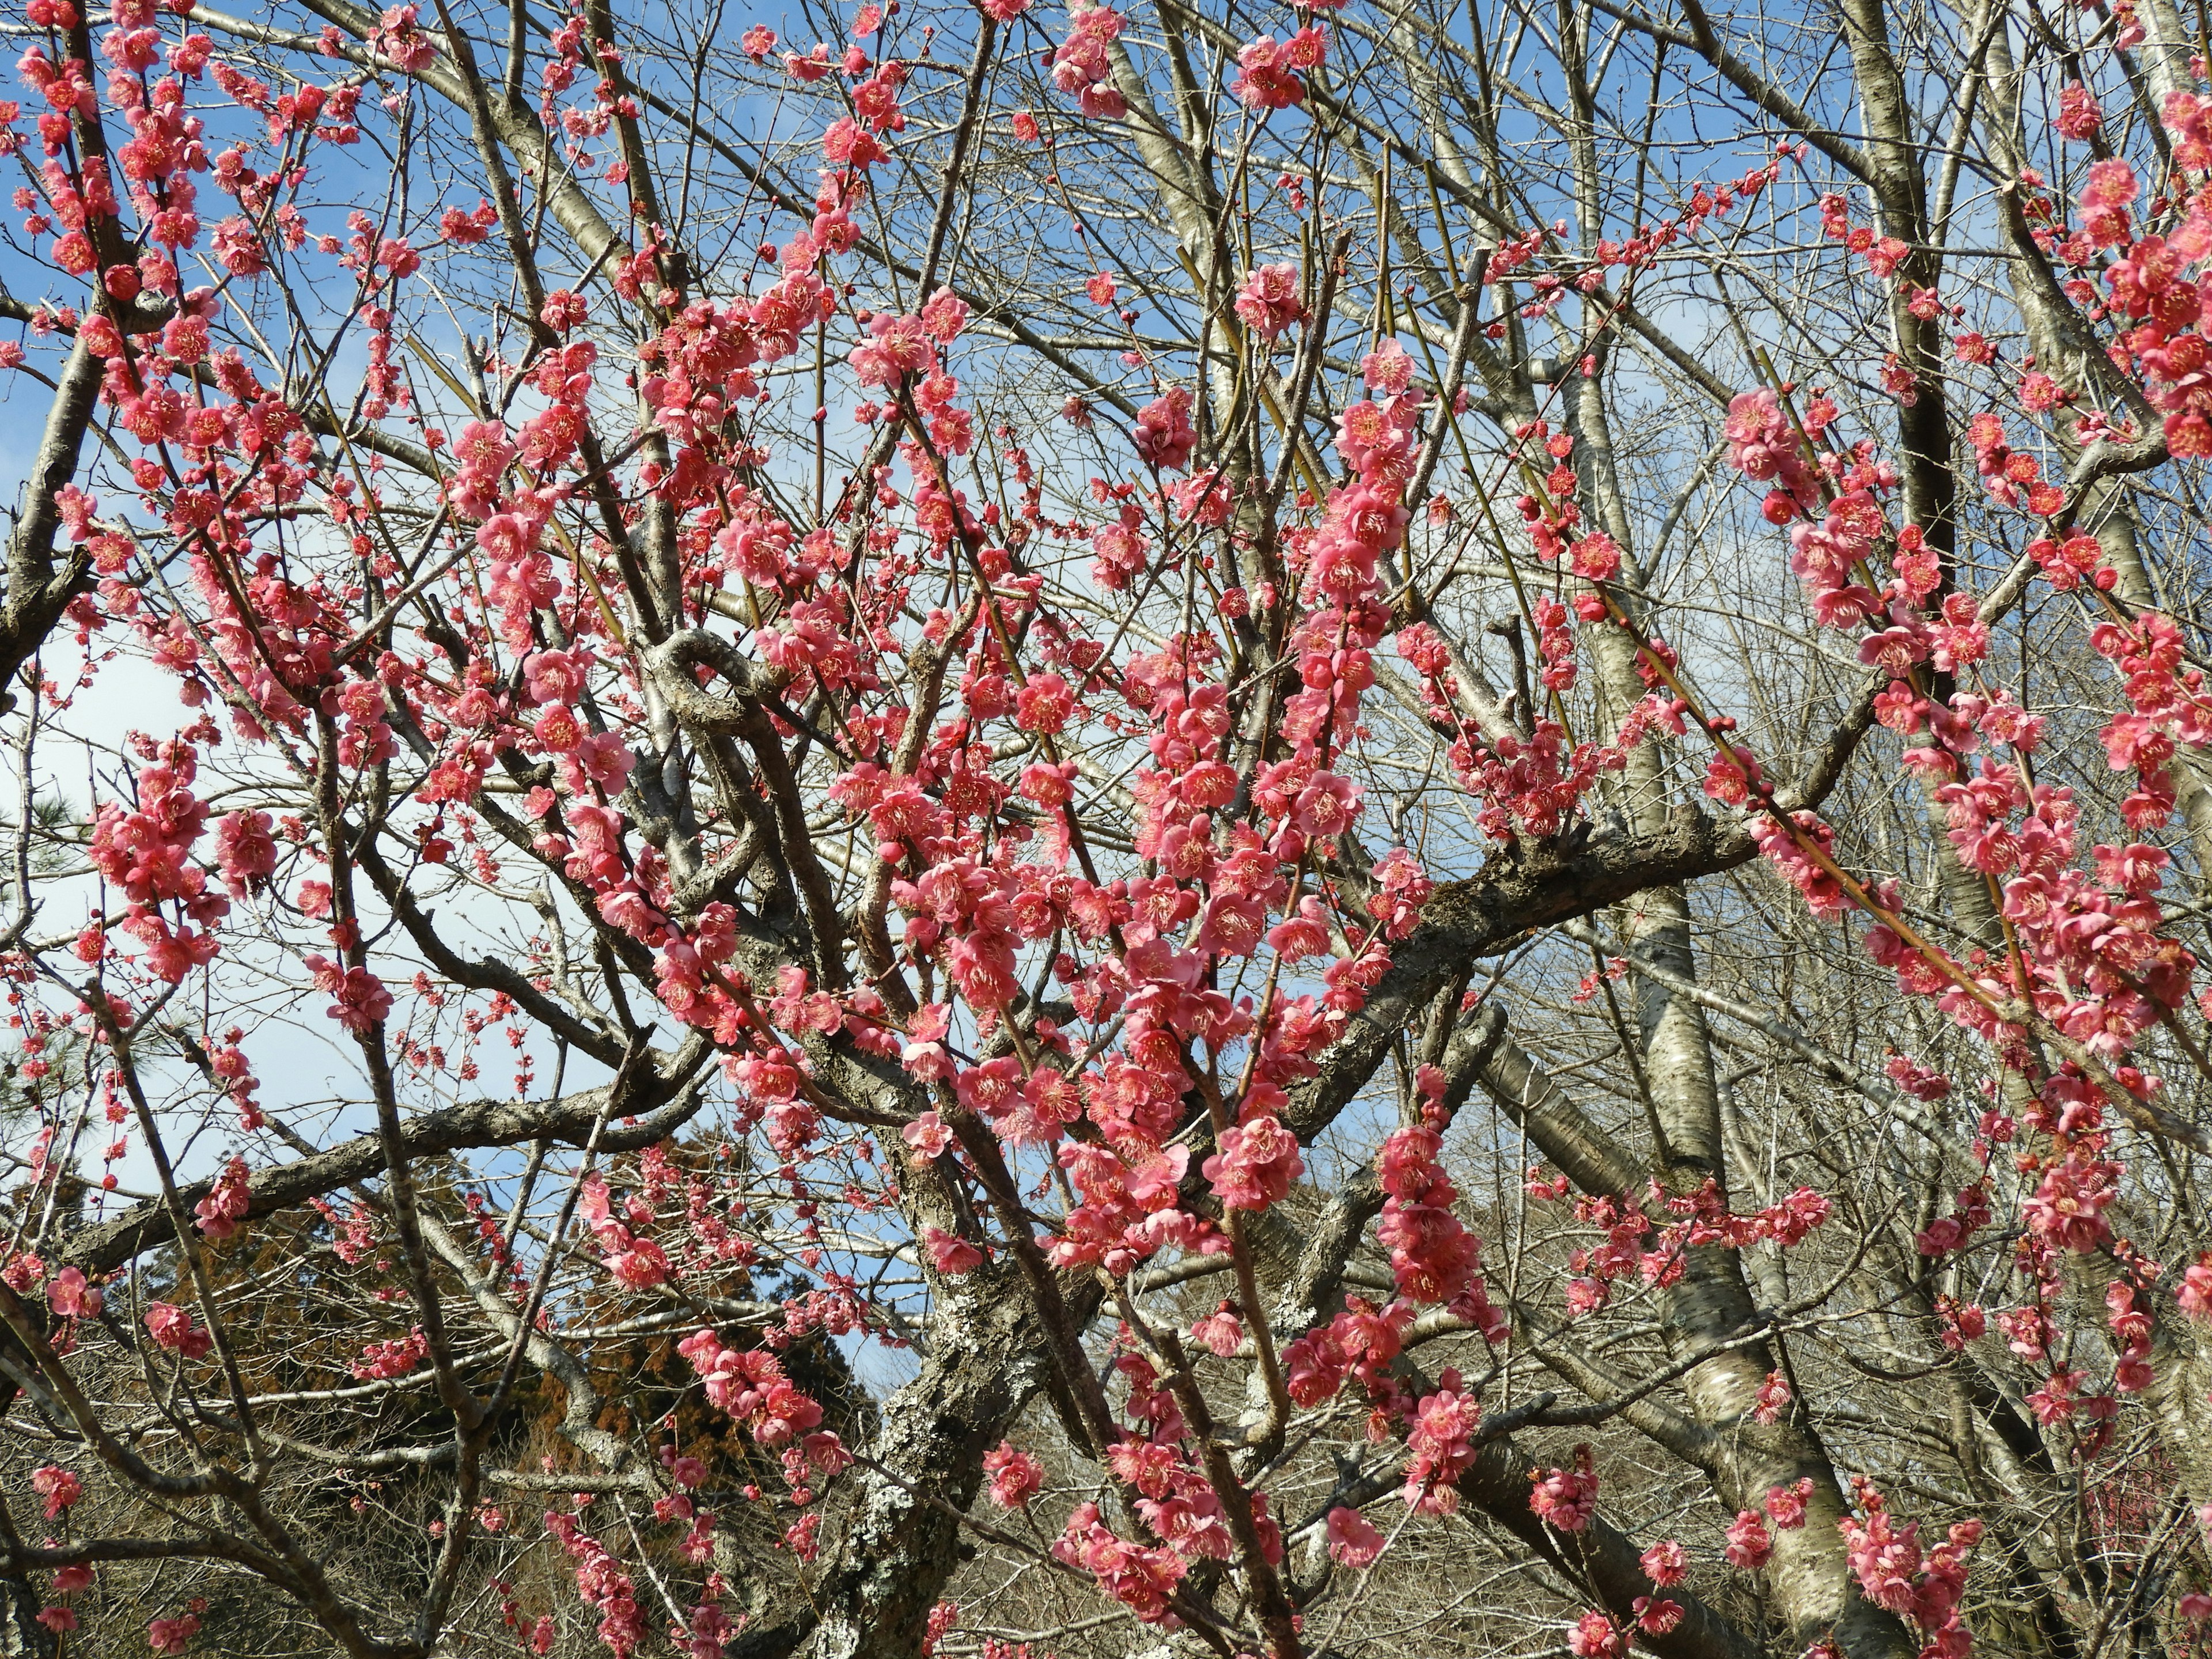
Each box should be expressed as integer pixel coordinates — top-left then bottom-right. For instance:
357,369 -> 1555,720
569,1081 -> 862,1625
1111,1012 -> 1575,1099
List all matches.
0,0 -> 2210,1656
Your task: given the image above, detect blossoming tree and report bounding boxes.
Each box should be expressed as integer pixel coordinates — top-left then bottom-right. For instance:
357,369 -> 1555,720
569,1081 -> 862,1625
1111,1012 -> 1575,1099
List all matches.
1,0 -> 2211,1653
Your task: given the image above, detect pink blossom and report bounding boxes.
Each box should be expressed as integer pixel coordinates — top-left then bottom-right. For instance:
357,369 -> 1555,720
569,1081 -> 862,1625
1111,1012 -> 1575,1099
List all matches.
1015,672 -> 1076,734
304,955 -> 393,1035
351,1328 -> 429,1381
1132,388 -> 1197,472
370,3 -> 436,69
147,1613 -> 201,1655
1724,1508 -> 1772,1570
1191,1302 -> 1244,1356
31,1464 -> 81,1518
46,1266 -> 101,1319
1765,1477 -> 1813,1530
983,1441 -> 1043,1508
214,809 -> 276,895
677,1330 -> 825,1445
1052,1501 -> 1187,1622
1234,263 -> 1305,339
194,1156 -> 252,1240
923,1226 -> 984,1275
1230,32 -> 1312,110
902,1111 -> 953,1158
1645,1539 -> 1690,1592
1202,1113 -> 1304,1210
1567,1611 -> 1627,1659
1751,1369 -> 1791,1422
2056,81 -> 2103,139
545,1512 -> 646,1656
1529,1446 -> 1600,1532
145,1302 -> 214,1359
1402,1379 -> 1479,1512
1326,1505 -> 1385,1567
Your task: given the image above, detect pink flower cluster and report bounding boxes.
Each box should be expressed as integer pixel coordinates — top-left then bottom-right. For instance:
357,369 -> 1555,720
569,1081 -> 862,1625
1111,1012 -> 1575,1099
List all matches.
350,1327 -> 428,1381
1234,263 -> 1304,339
1567,1612 -> 1628,1659
1052,1500 -> 1188,1623
1529,1446 -> 1600,1531
46,1266 -> 100,1320
1049,2 -> 1128,119
1401,1373 -> 1480,1513
145,1301 -> 215,1360
1326,1505 -> 1385,1567
1839,1480 -> 1980,1657
1282,1293 -> 1414,1406
193,1154 -> 251,1240
147,1612 -> 201,1655
983,1440 -> 1043,1508
544,1512 -> 646,1658
1105,1434 -> 1285,1567
1229,27 -> 1324,110
31,1464 -> 81,1518
1375,1085 -> 1484,1307
677,1328 -> 825,1445
87,742 -> 227,985
580,1171 -> 672,1289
